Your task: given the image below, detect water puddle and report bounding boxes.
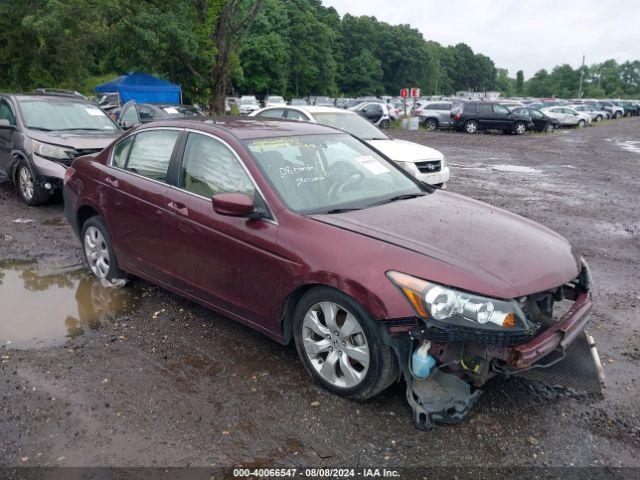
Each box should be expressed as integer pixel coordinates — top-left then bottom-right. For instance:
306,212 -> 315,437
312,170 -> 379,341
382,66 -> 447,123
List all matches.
490,164 -> 542,174
0,260 -> 136,349
617,140 -> 640,154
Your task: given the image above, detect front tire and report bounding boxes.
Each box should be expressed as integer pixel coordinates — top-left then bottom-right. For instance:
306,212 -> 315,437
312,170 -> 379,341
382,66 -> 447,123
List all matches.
81,217 -> 128,285
514,122 -> 527,135
595,114 -> 603,122
614,111 -> 622,119
464,120 -> 478,134
293,287 -> 398,400
379,119 -> 391,129
577,119 -> 586,128
16,160 -> 48,206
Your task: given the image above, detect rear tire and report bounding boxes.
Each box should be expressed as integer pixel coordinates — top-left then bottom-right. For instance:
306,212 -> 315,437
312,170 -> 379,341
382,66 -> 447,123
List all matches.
577,119 -> 586,128
293,286 -> 398,400
595,115 -> 603,122
614,111 -> 622,119
424,118 -> 438,130
379,119 -> 391,129
16,160 -> 49,206
464,120 -> 478,134
81,216 -> 128,285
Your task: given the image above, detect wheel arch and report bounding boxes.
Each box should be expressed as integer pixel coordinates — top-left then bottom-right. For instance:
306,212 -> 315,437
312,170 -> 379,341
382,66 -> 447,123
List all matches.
280,280 -> 388,345
76,203 -> 102,234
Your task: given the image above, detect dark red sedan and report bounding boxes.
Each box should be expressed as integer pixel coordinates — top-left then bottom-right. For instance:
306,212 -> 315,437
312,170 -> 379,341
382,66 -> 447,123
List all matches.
64,117 -> 597,428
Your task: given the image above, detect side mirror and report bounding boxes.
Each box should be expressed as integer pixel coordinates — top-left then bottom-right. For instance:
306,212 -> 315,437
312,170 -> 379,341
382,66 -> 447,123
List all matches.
212,193 -> 255,217
0,119 -> 15,129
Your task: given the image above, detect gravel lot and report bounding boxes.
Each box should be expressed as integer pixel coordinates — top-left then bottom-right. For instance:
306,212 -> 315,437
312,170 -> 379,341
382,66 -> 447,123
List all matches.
1,119 -> 639,471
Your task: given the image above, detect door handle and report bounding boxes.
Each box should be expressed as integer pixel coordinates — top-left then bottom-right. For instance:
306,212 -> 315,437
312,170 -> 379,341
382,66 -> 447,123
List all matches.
168,201 -> 189,217
104,176 -> 119,188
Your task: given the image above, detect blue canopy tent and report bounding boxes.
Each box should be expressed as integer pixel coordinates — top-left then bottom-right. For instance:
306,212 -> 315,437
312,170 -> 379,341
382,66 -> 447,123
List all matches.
95,72 -> 182,104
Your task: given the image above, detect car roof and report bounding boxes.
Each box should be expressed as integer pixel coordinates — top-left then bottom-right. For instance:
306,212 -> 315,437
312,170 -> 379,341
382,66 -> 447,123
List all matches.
134,116 -> 344,140
7,93 -> 92,103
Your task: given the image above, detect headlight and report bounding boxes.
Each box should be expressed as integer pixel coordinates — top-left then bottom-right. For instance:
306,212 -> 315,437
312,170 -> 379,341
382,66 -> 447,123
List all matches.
386,270 -> 528,330
31,139 -> 74,160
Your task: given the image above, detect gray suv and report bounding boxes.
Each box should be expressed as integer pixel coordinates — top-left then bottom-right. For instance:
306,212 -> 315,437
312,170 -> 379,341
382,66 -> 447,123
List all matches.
415,101 -> 453,130
0,93 -> 121,205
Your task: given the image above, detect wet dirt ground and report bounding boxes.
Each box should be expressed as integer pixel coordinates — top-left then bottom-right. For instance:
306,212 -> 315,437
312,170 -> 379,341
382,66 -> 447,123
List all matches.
0,119 -> 639,470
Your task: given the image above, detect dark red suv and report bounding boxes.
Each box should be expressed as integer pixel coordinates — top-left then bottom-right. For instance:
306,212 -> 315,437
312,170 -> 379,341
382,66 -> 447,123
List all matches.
63,117 -> 596,428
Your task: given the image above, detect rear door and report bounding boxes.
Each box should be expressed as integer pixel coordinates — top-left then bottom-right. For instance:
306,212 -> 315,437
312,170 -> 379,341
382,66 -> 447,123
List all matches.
492,104 -> 512,129
162,131 -> 287,332
476,103 -> 494,129
101,128 -> 182,282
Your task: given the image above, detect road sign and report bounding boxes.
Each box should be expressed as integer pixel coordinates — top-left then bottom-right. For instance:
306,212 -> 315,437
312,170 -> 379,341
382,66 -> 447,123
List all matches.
400,88 -> 408,98
410,88 -> 420,98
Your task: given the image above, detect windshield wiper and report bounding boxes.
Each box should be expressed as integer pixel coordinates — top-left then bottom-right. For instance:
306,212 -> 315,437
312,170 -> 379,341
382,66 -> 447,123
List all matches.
27,126 -> 53,131
56,128 -> 108,131
323,207 -> 363,214
366,193 -> 426,208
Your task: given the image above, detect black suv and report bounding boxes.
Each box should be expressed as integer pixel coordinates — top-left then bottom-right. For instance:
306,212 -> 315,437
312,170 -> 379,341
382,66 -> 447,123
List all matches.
451,101 -> 532,134
0,93 -> 121,205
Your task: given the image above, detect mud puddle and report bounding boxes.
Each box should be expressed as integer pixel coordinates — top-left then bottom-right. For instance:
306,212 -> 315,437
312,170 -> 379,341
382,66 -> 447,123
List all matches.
0,260 -> 136,349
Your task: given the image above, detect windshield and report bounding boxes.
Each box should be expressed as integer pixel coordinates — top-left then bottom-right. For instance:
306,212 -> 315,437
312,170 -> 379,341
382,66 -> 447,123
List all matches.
19,100 -> 118,131
267,97 -> 285,103
161,106 -> 203,117
241,98 -> 258,105
245,134 -> 422,214
313,112 -> 388,140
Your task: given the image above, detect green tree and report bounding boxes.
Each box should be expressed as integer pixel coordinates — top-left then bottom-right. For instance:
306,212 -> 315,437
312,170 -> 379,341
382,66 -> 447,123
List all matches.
515,70 -> 524,94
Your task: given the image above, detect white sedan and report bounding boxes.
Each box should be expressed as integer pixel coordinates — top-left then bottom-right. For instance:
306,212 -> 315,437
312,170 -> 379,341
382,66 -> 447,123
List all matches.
249,105 -> 450,187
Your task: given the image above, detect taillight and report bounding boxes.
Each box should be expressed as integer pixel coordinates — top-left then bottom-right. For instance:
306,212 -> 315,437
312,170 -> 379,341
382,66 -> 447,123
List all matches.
63,166 -> 76,185
453,113 -> 461,121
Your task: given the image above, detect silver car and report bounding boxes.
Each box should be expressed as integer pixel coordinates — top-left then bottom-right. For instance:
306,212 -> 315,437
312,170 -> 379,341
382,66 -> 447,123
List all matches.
568,104 -> 609,122
414,101 -> 453,130
541,106 -> 592,128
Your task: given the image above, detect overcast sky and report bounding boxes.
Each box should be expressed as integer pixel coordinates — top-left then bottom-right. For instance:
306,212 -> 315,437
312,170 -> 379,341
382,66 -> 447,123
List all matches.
323,0 -> 640,78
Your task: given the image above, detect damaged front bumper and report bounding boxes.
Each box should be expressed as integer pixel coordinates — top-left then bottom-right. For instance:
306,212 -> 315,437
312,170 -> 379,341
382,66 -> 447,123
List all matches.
384,265 -> 601,430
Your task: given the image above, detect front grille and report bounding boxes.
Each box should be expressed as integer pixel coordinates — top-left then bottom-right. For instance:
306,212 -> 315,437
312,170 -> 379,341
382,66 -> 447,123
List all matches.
415,160 -> 441,173
412,323 -> 538,346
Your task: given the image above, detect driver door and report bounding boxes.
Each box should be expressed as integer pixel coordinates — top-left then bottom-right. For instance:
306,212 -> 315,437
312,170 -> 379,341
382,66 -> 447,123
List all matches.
0,97 -> 18,176
162,131 -> 286,332
118,101 -> 140,129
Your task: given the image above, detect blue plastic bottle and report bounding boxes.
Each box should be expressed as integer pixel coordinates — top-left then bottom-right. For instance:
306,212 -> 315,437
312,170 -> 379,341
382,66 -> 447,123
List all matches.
412,342 -> 436,379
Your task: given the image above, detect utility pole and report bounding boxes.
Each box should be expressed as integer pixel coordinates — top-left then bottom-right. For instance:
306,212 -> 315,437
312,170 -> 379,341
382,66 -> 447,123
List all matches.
577,54 -> 586,98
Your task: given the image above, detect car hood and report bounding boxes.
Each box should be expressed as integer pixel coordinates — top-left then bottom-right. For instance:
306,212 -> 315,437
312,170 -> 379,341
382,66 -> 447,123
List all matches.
310,191 -> 580,299
28,130 -> 121,151
367,139 -> 444,163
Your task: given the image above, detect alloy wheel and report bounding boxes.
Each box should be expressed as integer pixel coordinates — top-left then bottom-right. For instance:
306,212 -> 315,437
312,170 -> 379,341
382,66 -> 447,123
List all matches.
301,301 -> 370,389
425,119 -> 437,130
465,121 -> 477,133
84,226 -> 110,279
515,123 -> 526,134
18,166 -> 34,201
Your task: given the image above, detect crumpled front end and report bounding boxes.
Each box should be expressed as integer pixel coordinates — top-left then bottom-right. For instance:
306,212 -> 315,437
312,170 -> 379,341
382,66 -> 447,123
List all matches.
383,260 -> 603,430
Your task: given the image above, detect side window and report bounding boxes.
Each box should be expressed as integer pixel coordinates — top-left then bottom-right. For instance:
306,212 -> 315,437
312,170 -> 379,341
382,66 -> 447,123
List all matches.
371,104 -> 383,113
285,110 -> 308,121
180,133 -> 255,199
259,109 -> 285,119
125,130 -> 180,182
424,104 -> 436,110
111,136 -> 134,168
493,105 -> 509,114
465,104 -> 477,113
476,104 -> 491,114
138,105 -> 156,121
0,100 -> 16,125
